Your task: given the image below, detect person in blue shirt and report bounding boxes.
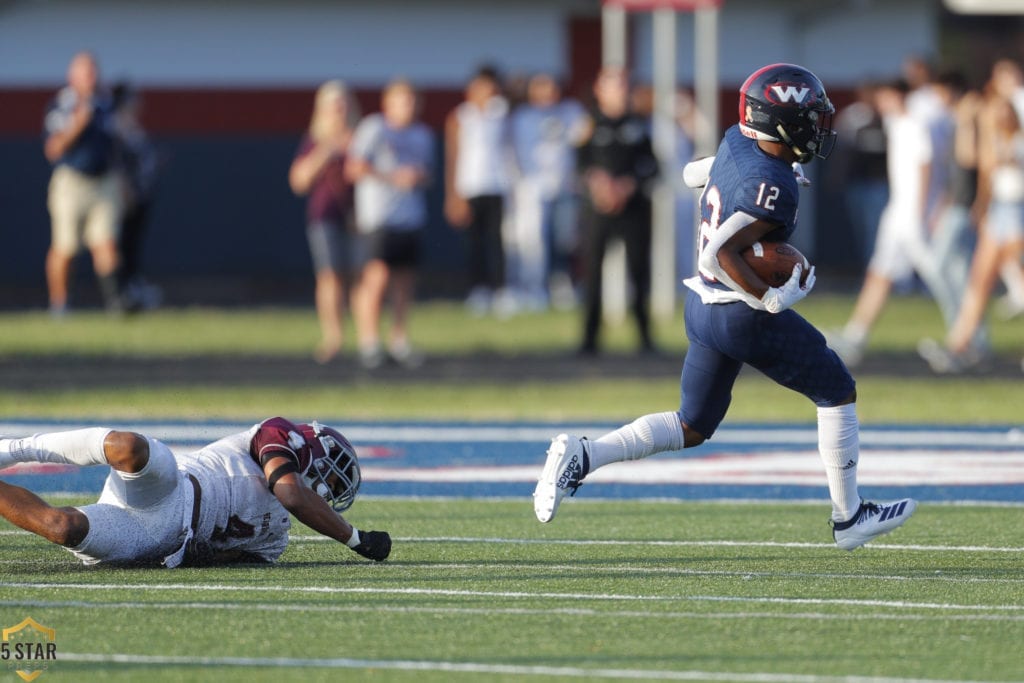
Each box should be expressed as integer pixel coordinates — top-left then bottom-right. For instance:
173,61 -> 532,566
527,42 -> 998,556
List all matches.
533,64 -> 917,551
43,51 -> 124,315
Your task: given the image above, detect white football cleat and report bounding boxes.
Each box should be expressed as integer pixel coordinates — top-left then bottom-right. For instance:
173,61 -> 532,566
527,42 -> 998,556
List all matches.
533,434 -> 588,523
832,498 -> 917,551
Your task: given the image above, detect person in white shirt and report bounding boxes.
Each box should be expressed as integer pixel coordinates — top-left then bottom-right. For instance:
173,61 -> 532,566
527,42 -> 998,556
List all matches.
985,59 -> 1024,317
445,66 -> 512,315
828,78 -> 957,366
920,94 -> 1024,372
508,73 -> 587,309
346,79 -> 434,369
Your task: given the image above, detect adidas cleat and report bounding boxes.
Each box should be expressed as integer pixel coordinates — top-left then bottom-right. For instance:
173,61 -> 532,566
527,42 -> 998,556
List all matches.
832,498 -> 917,551
533,434 -> 588,523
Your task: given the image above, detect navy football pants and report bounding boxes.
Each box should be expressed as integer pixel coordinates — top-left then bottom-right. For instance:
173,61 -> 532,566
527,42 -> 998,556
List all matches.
679,290 -> 855,439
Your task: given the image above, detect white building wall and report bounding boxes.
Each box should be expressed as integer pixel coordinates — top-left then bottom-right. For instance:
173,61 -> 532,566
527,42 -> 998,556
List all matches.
0,0 -> 571,87
0,0 -> 938,88
633,0 -> 939,85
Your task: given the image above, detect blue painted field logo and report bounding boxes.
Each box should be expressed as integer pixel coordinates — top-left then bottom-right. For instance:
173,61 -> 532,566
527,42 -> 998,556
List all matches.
1,618 -> 56,681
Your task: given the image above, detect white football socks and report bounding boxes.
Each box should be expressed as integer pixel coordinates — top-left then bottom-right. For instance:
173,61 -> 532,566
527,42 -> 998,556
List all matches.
817,404 -> 861,522
588,412 -> 685,472
0,428 -> 111,469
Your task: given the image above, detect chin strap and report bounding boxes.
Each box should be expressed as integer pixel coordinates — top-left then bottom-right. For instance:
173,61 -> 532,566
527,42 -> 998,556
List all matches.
775,124 -> 812,164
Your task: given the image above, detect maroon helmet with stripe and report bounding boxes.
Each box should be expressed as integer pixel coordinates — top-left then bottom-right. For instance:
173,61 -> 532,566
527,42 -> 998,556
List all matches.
298,421 -> 361,512
738,63 -> 836,164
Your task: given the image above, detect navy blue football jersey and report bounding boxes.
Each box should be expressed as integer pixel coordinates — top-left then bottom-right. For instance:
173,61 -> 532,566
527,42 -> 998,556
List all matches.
697,125 -> 799,286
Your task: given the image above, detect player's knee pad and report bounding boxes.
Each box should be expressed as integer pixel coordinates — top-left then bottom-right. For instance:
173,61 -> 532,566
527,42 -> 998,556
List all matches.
106,438 -> 180,509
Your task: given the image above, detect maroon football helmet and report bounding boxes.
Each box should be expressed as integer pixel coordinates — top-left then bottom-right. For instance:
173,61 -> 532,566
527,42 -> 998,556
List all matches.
298,421 -> 361,512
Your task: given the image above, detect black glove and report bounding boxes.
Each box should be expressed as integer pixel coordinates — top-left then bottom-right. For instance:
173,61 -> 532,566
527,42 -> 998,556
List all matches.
351,530 -> 391,562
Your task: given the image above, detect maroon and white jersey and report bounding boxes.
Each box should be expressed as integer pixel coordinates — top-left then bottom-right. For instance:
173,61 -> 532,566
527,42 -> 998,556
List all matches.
247,416 -> 315,472
176,418 -> 306,562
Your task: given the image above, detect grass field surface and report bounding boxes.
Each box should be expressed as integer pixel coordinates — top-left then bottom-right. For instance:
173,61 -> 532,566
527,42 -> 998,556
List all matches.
1,498 -> 1021,682
1,375 -> 1022,424
0,296 -> 1022,423
1,297 -> 1022,682
2,295 -> 1021,357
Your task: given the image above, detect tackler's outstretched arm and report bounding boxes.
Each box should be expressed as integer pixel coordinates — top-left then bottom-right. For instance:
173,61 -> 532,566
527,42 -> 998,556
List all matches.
264,455 -> 391,562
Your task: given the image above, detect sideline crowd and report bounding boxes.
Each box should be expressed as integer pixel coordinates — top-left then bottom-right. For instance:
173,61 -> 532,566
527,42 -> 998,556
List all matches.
41,51 -> 1024,373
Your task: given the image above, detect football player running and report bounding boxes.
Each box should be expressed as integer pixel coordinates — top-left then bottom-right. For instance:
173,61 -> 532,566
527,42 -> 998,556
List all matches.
0,417 -> 391,566
534,64 -> 916,550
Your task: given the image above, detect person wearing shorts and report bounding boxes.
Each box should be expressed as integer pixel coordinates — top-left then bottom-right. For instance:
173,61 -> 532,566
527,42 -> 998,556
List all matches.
828,79 -> 962,366
43,52 -> 124,314
919,95 -> 1024,371
290,80 -> 361,363
346,79 -> 434,369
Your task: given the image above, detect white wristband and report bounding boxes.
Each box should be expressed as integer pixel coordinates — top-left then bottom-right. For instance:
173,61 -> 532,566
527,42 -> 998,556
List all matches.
345,528 -> 361,549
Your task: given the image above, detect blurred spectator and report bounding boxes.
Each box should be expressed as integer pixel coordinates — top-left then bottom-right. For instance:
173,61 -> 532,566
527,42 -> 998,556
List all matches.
989,58 -> 1024,123
346,79 -> 434,369
576,66 -> 658,355
827,78 -> 956,366
445,65 -> 512,316
928,72 -> 984,338
904,55 -> 945,128
832,81 -> 889,267
629,82 -> 654,129
920,93 -> 1024,372
289,80 -> 360,364
904,55 -> 958,271
111,81 -> 162,311
986,58 -> 1024,315
674,87 -> 699,281
508,72 -> 586,310
503,71 -> 531,110
43,51 -> 124,315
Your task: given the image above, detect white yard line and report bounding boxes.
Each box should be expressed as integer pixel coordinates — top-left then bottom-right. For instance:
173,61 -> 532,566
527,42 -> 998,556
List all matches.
307,535 -> 1024,553
19,495 -> 1024,508
3,528 -> 1023,553
291,561 -> 1024,585
4,599 -> 1023,624
1,582 -> 1019,613
52,652 -> 1015,683
0,558 -> 1019,586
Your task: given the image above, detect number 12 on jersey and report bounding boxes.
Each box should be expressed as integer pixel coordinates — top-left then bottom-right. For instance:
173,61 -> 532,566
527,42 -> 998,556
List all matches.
756,182 -> 780,211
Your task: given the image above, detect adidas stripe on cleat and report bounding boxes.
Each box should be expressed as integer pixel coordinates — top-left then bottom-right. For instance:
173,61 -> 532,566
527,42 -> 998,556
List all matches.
532,434 -> 588,523
832,498 -> 917,551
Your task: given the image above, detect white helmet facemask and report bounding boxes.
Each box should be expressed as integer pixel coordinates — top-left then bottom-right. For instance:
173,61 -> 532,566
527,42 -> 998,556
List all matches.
303,421 -> 362,512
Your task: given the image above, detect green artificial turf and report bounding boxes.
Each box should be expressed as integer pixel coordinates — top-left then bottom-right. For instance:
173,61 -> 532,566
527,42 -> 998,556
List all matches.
1,498 -> 1021,682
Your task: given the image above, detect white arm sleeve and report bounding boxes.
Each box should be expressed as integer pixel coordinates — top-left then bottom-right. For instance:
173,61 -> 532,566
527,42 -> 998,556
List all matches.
682,156 -> 715,188
697,210 -> 767,310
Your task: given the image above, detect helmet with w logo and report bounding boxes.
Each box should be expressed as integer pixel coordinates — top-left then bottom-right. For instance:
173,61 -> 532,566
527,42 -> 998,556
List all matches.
298,421 -> 362,512
738,63 -> 836,164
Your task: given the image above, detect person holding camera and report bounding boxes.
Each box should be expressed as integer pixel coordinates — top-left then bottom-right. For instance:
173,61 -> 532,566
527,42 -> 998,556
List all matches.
43,51 -> 125,315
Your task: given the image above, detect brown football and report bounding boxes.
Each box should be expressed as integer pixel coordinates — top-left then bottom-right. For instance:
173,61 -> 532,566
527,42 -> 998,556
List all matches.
741,241 -> 810,288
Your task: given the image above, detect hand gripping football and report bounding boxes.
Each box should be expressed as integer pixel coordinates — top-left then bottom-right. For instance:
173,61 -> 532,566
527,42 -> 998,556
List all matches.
742,241 -> 810,288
